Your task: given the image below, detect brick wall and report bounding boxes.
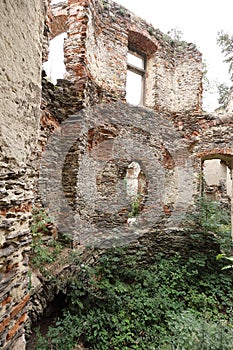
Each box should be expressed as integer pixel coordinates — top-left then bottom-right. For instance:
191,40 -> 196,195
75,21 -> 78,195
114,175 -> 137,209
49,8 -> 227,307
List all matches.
27,0 -> 233,326
40,0 -> 233,245
48,0 -> 202,113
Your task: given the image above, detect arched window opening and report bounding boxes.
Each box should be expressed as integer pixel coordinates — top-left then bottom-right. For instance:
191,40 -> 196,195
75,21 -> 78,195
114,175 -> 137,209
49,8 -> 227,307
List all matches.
43,32 -> 67,84
202,158 -> 232,241
203,159 -> 231,203
125,162 -> 147,224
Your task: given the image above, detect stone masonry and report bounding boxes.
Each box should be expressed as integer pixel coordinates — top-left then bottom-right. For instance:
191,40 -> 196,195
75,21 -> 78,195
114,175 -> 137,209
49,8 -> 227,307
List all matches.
39,0 -> 233,245
0,1 -> 45,349
49,0 -> 202,112
1,0 -> 233,349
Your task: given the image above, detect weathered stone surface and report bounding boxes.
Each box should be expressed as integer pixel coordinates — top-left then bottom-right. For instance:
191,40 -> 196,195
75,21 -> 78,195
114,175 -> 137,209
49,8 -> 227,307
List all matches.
1,0 -> 233,348
37,0 -> 233,251
0,1 -> 45,349
58,0 -> 202,113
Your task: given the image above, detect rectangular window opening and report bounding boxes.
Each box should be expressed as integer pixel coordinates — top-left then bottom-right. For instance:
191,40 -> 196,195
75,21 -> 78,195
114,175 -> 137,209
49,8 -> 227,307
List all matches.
126,49 -> 146,106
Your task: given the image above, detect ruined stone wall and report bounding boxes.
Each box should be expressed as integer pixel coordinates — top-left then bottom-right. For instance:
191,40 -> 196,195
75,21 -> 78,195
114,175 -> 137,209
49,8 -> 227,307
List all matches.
0,2 -> 45,349
37,102 -> 203,247
40,0 -> 233,246
38,98 -> 233,249
85,0 -> 128,95
48,0 -> 202,113
39,0 -> 229,246
173,46 -> 202,113
28,0 -> 233,325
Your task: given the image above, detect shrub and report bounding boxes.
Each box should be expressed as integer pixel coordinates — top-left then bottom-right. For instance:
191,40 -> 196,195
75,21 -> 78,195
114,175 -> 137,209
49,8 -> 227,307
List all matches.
30,208 -> 63,272
35,248 -> 233,349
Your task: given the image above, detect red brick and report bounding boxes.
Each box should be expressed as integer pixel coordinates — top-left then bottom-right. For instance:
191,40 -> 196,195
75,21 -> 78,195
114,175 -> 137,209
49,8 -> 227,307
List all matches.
7,313 -> 27,340
2,296 -> 12,307
0,316 -> 10,333
10,294 -> 30,319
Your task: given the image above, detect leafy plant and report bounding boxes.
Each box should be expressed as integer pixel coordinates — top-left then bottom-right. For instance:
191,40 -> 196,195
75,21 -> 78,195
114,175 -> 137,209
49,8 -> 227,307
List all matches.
185,197 -> 232,253
161,310 -> 233,349
30,208 -> 63,272
34,199 -> 233,349
167,27 -> 183,41
148,27 -> 154,35
163,27 -> 190,51
217,254 -> 233,270
35,247 -> 233,349
217,82 -> 230,108
128,196 -> 141,218
30,208 -> 53,237
117,8 -> 126,17
217,30 -> 233,73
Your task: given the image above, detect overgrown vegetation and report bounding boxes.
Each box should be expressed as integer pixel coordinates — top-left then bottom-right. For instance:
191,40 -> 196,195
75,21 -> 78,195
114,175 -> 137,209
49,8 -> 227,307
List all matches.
30,208 -> 63,273
34,198 -> 233,349
162,27 -> 190,51
35,250 -> 233,349
185,197 -> 232,254
128,196 -> 141,219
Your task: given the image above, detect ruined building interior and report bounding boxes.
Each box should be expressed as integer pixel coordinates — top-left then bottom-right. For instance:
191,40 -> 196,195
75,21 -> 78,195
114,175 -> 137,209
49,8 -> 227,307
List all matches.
0,0 -> 233,349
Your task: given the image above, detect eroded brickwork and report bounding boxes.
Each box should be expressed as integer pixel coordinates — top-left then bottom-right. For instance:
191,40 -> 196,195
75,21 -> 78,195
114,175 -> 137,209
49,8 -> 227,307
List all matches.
39,0 -> 233,247
46,0 -> 202,113
0,1 -> 45,349
1,0 -> 233,346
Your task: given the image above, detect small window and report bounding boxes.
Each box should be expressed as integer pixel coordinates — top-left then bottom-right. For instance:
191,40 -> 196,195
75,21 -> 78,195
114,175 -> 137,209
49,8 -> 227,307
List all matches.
126,49 -> 146,105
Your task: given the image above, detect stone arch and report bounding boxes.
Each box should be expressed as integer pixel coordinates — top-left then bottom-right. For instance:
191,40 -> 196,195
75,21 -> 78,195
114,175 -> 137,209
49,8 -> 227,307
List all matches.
125,161 -> 147,202
201,152 -> 233,239
127,29 -> 158,56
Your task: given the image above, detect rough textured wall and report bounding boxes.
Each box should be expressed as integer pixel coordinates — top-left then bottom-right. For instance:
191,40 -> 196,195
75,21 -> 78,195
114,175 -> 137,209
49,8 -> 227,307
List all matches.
85,0 -> 128,95
40,0 -> 232,248
57,0 -> 202,113
38,98 -> 233,250
0,1 -> 45,349
39,102 -> 192,246
173,47 -> 202,113
40,0 -> 233,249
30,0 -> 233,324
